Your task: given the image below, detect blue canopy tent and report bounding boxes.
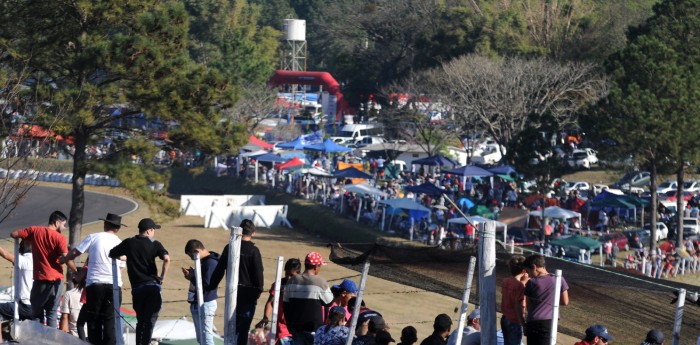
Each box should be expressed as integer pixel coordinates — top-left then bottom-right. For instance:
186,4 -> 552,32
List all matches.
334,167 -> 374,179
378,198 -> 431,238
412,155 -> 459,166
488,165 -> 517,176
252,153 -> 287,163
277,137 -> 305,150
404,182 -> 445,196
591,190 -> 645,223
441,165 -> 494,177
305,138 -> 352,153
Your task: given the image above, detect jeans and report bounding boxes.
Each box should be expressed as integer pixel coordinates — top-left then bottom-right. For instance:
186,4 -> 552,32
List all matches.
278,336 -> 294,345
236,303 -> 256,345
30,280 -> 62,328
85,284 -> 119,345
501,316 -> 523,345
0,301 -> 32,321
132,284 -> 162,345
191,300 -> 217,345
291,331 -> 314,345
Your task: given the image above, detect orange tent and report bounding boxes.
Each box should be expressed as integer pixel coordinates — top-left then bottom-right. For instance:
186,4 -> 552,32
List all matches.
248,135 -> 274,149
337,161 -> 366,184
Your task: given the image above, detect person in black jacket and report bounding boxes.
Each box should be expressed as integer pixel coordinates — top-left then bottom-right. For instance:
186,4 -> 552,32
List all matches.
210,219 -> 264,345
182,240 -> 220,345
109,218 -> 171,345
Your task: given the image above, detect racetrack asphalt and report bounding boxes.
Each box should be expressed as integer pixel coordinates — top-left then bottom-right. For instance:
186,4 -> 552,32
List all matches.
0,185 -> 138,238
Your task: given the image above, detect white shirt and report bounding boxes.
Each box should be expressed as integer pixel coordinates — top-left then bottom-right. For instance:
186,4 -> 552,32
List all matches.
60,287 -> 83,336
447,326 -> 480,345
76,232 -> 125,286
17,253 -> 33,304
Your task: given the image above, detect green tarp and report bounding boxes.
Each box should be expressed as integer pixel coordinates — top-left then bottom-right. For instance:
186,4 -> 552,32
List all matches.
549,234 -> 601,251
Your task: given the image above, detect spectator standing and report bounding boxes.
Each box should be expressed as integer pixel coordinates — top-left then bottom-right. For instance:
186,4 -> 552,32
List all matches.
500,255 -> 527,345
420,314 -> 452,345
327,279 -> 357,321
397,326 -> 418,345
314,306 -> 351,345
61,213 -> 127,345
11,210 -> 74,328
446,309 -> 480,345
0,240 -> 33,342
284,252 -> 334,345
210,219 -> 264,345
109,218 -> 171,345
640,329 -> 664,345
60,266 -> 87,337
523,254 -> 569,345
574,324 -> 613,345
353,316 -> 389,345
256,258 -> 301,345
182,240 -> 220,345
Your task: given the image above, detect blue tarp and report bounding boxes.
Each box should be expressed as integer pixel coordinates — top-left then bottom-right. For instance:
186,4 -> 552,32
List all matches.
488,165 -> 517,176
277,137 -> 305,150
252,153 -> 287,162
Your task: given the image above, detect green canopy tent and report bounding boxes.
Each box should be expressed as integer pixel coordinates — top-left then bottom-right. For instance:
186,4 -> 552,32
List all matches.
549,234 -> 601,263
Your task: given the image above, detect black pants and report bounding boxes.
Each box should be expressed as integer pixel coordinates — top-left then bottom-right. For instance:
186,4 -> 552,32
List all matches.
132,284 -> 162,345
85,283 -> 119,345
77,304 -> 88,341
526,320 -> 553,345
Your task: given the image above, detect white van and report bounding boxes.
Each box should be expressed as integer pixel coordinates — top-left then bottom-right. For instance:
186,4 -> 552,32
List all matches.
331,124 -> 383,144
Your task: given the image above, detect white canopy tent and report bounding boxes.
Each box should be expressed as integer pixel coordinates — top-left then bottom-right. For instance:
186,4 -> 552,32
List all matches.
447,216 -> 508,242
298,167 -> 333,177
527,206 -> 582,229
344,183 -> 388,197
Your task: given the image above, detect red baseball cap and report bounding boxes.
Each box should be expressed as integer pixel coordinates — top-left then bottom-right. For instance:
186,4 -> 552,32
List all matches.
305,252 -> 327,266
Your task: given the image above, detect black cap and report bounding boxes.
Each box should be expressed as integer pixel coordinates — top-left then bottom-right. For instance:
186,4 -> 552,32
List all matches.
138,218 -> 161,232
645,329 -> 664,344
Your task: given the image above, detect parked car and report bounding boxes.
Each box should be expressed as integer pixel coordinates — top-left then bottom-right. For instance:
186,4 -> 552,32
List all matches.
613,171 -> 650,190
684,180 -> 700,193
598,232 -> 629,251
592,184 -> 609,195
656,180 -> 678,194
567,148 -> 598,169
682,218 -> 700,236
665,190 -> 693,202
623,229 -> 651,248
565,181 -> 591,192
643,223 -> 669,241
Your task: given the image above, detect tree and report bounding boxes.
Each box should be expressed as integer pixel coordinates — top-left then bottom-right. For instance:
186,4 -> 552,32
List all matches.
0,0 -> 237,249
599,0 -> 700,249
438,54 -> 606,157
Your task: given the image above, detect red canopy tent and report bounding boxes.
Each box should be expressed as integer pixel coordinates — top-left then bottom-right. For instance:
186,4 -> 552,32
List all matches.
275,156 -> 304,170
248,135 -> 274,149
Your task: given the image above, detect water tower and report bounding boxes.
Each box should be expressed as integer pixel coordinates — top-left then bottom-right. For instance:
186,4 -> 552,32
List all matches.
282,19 -> 306,71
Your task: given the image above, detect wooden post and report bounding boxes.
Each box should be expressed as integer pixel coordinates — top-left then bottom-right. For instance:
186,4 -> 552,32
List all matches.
112,259 -> 124,345
381,207 -> 386,231
479,221 -> 496,345
269,257 -> 284,345
642,257 -> 647,275
453,257 -> 476,345
255,160 -> 259,183
346,262 -> 371,345
599,246 -> 604,267
549,270 -> 563,345
194,252 -> 206,343
509,239 -> 515,254
673,288 -> 686,345
224,227 -> 243,345
356,198 -> 363,222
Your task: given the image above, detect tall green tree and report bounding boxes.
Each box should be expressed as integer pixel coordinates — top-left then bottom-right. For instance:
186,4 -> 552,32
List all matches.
0,0 -> 230,248
600,0 -> 700,249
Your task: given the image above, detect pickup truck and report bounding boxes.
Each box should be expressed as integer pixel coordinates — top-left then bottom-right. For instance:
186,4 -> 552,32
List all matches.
683,218 -> 700,236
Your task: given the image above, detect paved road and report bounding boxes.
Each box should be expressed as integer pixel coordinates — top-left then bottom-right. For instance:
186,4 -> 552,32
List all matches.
0,185 -> 137,238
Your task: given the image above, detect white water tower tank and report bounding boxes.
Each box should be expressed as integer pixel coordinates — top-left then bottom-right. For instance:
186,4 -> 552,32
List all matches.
284,19 -> 306,41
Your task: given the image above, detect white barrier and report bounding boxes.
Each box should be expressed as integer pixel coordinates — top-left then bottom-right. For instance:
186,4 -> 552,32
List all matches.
205,205 -> 292,229
180,195 -> 266,217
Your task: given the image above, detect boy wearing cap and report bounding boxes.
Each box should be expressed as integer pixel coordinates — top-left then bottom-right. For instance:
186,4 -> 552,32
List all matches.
574,325 -> 613,345
327,279 -> 357,322
284,251 -> 334,345
640,329 -> 664,345
109,218 -> 171,345
210,219 -> 264,345
61,212 -> 127,345
446,309 -> 480,345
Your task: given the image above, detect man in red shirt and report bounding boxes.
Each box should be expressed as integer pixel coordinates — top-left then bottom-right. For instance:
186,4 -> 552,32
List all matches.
11,211 -> 75,328
500,255 -> 527,345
